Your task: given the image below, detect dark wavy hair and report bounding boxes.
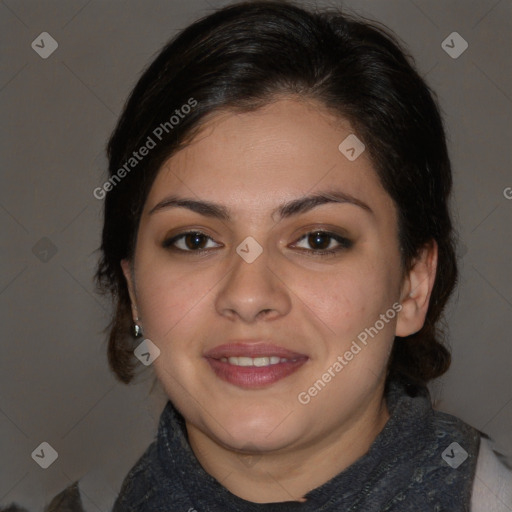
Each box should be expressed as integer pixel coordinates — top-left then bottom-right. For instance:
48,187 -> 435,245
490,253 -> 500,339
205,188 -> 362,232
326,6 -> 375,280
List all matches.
95,0 -> 457,387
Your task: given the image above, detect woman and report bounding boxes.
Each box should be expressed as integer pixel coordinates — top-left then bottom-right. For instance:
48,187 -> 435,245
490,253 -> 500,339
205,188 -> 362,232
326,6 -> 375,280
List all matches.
21,1 -> 509,510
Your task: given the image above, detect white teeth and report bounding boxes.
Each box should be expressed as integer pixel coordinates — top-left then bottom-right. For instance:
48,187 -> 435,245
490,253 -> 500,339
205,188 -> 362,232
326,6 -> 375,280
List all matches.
235,356 -> 254,367
222,356 -> 288,367
253,357 -> 269,367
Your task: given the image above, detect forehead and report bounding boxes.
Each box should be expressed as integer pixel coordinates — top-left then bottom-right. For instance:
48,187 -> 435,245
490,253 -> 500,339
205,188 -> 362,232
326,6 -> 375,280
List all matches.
145,97 -> 394,219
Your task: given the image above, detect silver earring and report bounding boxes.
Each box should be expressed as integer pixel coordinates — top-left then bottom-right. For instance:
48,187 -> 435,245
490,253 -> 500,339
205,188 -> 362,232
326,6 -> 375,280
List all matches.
134,321 -> 143,337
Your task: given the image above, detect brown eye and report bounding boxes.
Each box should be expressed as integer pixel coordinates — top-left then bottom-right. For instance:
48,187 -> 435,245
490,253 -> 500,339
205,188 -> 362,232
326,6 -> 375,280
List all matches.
293,230 -> 352,256
162,231 -> 221,253
307,232 -> 332,250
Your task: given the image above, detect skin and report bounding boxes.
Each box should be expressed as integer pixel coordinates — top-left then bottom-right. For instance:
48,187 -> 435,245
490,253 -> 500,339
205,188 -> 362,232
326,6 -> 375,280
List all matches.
122,96 -> 437,503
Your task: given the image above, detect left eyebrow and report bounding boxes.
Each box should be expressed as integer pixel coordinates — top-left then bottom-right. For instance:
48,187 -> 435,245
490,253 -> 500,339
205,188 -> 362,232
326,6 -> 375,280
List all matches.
148,188 -> 373,220
275,189 -> 373,219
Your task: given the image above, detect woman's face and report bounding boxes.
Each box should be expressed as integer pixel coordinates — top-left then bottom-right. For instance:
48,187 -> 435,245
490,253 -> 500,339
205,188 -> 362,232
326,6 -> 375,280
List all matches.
123,97 -> 410,454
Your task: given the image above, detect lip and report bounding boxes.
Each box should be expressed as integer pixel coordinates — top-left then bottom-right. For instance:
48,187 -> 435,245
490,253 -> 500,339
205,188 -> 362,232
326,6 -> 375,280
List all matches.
204,341 -> 309,389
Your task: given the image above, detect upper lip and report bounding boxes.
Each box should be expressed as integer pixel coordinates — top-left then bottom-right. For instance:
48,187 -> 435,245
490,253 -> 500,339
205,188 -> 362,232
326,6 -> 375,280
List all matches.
204,341 -> 308,360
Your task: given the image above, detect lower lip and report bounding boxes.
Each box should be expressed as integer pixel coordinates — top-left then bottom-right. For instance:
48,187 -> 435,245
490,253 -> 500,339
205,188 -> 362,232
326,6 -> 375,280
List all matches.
205,357 -> 308,389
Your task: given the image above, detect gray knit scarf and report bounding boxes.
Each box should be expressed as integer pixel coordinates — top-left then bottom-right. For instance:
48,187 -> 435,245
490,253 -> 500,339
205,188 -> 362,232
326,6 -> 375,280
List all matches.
113,377 -> 481,511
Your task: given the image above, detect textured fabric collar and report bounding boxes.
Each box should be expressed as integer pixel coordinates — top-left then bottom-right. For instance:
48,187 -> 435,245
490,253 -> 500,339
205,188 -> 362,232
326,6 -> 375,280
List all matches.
113,377 -> 480,511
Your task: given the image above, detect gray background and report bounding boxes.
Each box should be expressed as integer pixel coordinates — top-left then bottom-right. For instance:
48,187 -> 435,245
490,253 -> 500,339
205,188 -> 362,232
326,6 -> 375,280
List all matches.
1,0 -> 511,510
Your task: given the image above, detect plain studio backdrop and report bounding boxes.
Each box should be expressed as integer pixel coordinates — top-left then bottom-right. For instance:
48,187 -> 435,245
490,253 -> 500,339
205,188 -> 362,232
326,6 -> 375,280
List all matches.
1,0 -> 511,510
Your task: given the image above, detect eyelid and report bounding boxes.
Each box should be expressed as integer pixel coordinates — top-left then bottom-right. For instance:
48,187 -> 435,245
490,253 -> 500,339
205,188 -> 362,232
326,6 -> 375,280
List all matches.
162,228 -> 353,258
162,230 -> 222,252
290,229 -> 353,254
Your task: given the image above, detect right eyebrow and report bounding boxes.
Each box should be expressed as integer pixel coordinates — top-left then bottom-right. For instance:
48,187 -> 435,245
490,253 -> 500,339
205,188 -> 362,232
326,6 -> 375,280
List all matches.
149,196 -> 231,220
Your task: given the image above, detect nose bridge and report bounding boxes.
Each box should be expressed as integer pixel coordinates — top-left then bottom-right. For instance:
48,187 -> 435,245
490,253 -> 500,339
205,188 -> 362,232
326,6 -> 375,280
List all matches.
215,238 -> 290,321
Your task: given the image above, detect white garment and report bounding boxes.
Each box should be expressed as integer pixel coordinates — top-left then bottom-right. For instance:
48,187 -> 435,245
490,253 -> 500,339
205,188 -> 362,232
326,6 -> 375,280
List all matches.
471,436 -> 512,511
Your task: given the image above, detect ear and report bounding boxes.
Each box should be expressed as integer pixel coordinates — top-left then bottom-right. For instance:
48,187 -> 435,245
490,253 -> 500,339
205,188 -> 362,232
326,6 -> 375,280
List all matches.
396,241 -> 438,337
121,259 -> 139,322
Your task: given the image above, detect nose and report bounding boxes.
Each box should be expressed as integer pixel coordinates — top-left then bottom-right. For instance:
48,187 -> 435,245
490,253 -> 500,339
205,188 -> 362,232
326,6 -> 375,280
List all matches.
215,244 -> 292,323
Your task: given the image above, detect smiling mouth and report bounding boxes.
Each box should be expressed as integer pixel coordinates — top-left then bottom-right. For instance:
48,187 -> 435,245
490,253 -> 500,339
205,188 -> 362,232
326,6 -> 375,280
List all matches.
204,342 -> 309,389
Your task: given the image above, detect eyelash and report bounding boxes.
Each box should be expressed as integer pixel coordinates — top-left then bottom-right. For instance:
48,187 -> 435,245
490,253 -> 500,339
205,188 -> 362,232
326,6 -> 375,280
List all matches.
162,230 -> 352,258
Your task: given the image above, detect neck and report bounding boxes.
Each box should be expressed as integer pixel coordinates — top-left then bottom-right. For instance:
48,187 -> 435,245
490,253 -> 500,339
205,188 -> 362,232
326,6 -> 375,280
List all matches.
186,384 -> 390,504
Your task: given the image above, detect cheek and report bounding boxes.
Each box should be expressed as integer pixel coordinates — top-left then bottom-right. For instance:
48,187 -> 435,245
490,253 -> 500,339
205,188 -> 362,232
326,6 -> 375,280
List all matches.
134,257 -> 213,343
291,262 -> 394,338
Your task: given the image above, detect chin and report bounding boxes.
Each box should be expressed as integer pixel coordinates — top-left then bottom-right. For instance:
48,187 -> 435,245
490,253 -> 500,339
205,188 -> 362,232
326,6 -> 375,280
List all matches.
208,404 -> 304,452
